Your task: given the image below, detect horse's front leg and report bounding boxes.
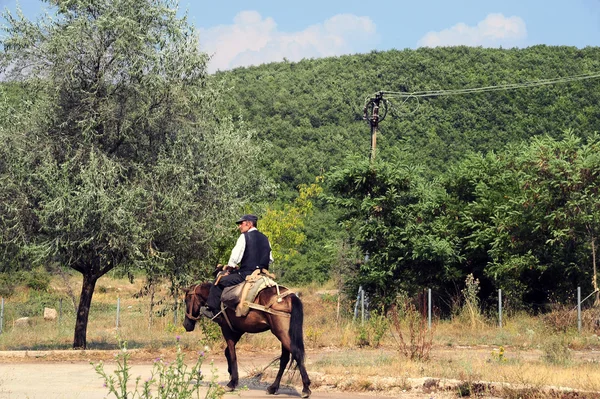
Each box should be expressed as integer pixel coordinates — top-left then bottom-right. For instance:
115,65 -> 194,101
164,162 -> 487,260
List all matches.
222,331 -> 242,391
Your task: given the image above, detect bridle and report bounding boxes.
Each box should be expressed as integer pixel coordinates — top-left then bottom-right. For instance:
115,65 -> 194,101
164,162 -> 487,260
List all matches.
185,284 -> 203,321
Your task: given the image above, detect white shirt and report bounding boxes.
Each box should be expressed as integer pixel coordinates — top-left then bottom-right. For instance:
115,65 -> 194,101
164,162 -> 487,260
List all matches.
227,227 -> 274,267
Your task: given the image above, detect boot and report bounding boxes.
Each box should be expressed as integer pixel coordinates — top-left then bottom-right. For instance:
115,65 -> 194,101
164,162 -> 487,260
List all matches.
199,306 -> 216,319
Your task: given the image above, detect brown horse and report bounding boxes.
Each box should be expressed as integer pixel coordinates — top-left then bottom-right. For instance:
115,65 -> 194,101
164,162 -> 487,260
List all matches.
183,282 -> 311,398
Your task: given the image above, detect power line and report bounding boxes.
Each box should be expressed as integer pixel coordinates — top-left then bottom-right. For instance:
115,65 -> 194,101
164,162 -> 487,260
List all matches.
380,71 -> 600,99
362,71 -> 600,161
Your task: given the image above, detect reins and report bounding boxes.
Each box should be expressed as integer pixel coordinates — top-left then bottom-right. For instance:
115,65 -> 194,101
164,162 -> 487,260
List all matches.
185,284 -> 203,321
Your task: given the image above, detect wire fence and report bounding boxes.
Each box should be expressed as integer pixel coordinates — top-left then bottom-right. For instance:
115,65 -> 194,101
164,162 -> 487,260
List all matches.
0,295 -> 183,336
0,287 -> 598,335
352,286 -> 599,333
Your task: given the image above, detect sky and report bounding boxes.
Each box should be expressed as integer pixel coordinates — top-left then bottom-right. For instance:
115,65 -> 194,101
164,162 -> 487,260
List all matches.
1,0 -> 600,73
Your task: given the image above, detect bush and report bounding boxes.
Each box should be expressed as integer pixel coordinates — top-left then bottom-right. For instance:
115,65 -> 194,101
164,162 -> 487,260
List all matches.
0,273 -> 17,298
200,319 -> 222,345
12,290 -> 66,318
23,267 -> 51,291
541,305 -> 578,333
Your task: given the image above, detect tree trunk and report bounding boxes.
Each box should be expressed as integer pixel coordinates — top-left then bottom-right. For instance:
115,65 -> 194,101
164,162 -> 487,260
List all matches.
73,272 -> 98,349
148,280 -> 155,330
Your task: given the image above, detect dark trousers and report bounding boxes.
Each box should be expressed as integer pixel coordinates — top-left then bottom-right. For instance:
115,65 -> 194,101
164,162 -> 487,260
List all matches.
206,272 -> 246,311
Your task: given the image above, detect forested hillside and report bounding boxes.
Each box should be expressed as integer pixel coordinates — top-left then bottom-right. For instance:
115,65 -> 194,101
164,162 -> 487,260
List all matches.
214,46 -> 600,310
217,45 -> 600,188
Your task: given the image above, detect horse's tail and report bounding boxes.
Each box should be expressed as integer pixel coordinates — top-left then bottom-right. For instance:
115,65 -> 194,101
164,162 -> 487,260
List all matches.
289,294 -> 306,366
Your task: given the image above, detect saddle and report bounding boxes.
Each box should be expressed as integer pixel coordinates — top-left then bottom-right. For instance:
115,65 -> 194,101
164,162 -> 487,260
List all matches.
221,269 -> 290,317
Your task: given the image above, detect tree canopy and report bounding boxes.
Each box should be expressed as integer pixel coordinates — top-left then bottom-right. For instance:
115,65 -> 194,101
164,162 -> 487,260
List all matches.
0,0 -> 270,348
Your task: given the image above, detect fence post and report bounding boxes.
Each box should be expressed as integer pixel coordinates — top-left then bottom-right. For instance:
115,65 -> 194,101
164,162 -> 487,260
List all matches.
173,299 -> 178,326
428,288 -> 432,330
498,289 -> 502,328
354,286 -> 362,320
116,296 -> 120,330
361,288 -> 365,325
0,297 -> 4,334
577,286 -> 581,332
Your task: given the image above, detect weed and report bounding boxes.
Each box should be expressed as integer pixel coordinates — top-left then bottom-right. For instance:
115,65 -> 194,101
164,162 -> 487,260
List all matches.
367,310 -> 389,348
356,324 -> 369,347
491,345 -> 507,363
357,379 -> 373,391
165,321 -> 186,335
542,336 -> 572,365
93,339 -> 225,399
456,381 -> 471,397
457,273 -> 485,329
389,298 -> 433,361
305,326 -> 324,347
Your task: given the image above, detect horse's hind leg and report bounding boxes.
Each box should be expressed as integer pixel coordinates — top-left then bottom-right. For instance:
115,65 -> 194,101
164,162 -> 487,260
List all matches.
224,347 -> 232,376
297,360 -> 311,398
267,347 -> 290,395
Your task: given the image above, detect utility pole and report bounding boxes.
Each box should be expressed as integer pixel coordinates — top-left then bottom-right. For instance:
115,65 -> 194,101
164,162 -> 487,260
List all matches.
363,92 -> 386,163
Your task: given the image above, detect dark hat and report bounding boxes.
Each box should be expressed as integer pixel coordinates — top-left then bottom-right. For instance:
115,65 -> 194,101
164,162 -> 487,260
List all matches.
235,214 -> 258,224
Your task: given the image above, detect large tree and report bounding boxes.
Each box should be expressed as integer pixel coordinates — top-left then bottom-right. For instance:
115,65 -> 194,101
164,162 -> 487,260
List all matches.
496,133 -> 600,305
0,0 -> 269,348
448,133 -> 600,308
326,158 -> 462,307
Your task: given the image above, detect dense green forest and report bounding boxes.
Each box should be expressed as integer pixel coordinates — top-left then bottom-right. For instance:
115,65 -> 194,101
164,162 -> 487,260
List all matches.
218,46 -> 600,187
1,0 -> 600,348
215,45 -> 600,311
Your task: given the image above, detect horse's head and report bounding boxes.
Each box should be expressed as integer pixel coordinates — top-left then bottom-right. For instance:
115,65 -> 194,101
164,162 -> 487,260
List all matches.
183,282 -> 211,331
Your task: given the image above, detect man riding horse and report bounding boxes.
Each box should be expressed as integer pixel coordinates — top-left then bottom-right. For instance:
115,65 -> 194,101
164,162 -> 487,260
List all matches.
200,214 -> 273,319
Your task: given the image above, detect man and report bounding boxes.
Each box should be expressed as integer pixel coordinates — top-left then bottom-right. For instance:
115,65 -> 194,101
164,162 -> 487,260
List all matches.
200,214 -> 273,319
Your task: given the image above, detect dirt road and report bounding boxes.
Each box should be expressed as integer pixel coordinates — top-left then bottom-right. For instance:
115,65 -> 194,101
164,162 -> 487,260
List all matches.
0,352 -> 460,399
0,351 -> 458,399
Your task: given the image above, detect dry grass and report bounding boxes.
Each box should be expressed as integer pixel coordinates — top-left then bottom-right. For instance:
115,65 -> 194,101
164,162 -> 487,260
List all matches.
1,273 -> 600,397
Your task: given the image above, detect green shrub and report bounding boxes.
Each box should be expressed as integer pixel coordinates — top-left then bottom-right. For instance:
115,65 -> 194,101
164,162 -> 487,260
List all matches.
13,290 -> 66,318
200,319 -> 222,345
0,273 -> 17,298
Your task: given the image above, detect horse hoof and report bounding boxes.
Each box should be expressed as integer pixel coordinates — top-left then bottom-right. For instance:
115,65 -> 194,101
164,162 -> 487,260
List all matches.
224,386 -> 235,392
301,389 -> 311,398
266,386 -> 278,395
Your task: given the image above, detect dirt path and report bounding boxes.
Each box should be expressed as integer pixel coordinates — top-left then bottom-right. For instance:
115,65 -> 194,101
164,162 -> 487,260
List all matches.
3,346 -> 600,399
0,350 -> 460,399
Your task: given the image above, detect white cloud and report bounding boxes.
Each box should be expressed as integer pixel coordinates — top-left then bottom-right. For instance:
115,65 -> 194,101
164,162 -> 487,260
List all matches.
199,11 -> 379,72
417,13 -> 527,48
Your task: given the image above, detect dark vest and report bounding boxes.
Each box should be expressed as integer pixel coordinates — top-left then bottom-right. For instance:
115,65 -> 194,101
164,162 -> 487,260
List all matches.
240,230 -> 271,273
